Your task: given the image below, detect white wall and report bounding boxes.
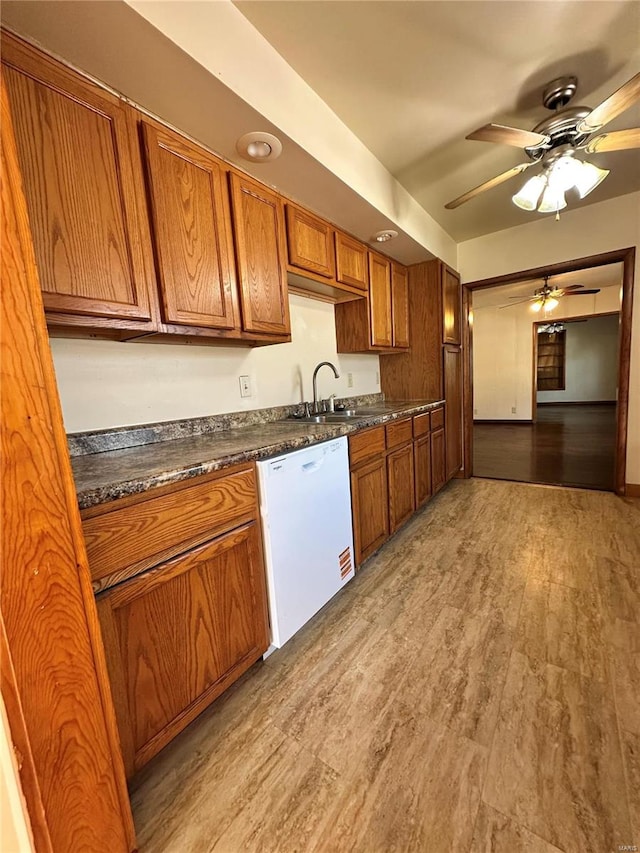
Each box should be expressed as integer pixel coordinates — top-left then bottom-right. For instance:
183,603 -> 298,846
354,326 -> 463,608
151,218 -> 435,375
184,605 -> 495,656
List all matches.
51,294 -> 380,433
537,315 -> 619,404
473,286 -> 620,420
459,191 -> 640,485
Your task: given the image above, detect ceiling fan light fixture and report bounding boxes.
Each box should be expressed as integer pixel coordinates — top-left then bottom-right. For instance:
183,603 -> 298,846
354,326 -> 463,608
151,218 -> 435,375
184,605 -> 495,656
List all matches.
512,174 -> 547,210
545,296 -> 559,310
537,183 -> 567,214
572,160 -> 610,198
531,300 -> 543,313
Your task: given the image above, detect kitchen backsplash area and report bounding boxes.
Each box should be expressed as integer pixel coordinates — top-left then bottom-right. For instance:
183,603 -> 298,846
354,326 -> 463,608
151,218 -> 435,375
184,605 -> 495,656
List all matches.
51,295 -> 381,433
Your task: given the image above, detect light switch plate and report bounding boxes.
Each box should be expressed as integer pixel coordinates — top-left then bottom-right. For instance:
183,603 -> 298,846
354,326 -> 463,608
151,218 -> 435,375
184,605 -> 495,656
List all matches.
239,375 -> 251,398
347,373 -> 354,388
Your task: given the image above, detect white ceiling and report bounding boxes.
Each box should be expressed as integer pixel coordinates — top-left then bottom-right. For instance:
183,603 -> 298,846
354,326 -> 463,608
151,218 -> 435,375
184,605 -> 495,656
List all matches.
235,0 -> 640,241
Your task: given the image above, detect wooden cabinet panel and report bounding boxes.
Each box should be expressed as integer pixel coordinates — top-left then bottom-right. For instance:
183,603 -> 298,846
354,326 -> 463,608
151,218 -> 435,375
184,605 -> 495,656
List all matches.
444,345 -> 463,480
368,252 -> 392,347
391,262 -> 409,348
431,428 -> 446,494
431,406 -> 445,431
414,434 -> 432,508
350,457 -> 389,565
97,522 -> 269,776
83,467 -> 258,584
286,203 -> 335,278
413,412 -> 431,438
349,425 -> 386,467
387,444 -> 415,533
2,35 -> 155,326
335,231 -> 368,291
229,173 -> 290,336
141,122 -> 237,329
385,417 -> 413,450
442,265 -> 461,345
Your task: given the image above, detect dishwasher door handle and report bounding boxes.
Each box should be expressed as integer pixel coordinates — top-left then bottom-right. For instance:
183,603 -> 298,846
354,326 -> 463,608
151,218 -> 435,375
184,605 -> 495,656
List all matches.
301,457 -> 324,474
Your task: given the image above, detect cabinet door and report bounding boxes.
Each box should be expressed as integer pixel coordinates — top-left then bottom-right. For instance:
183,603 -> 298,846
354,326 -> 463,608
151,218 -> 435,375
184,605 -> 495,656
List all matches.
368,252 -> 392,347
335,232 -> 368,291
2,36 -> 155,324
97,522 -> 269,776
350,456 -> 389,566
431,428 -> 446,494
442,265 -> 461,345
229,173 -> 290,336
391,262 -> 409,348
387,444 -> 415,533
141,122 -> 237,329
444,344 -> 463,480
286,203 -> 335,278
414,434 -> 432,508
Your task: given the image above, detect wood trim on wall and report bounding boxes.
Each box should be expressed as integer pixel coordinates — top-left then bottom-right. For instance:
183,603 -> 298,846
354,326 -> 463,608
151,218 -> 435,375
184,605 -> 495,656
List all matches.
626,483 -> 640,498
1,80 -> 136,851
462,248 -> 635,495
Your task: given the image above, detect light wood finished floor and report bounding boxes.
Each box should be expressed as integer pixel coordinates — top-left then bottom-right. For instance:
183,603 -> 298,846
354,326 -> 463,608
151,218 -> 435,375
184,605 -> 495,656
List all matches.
131,478 -> 640,853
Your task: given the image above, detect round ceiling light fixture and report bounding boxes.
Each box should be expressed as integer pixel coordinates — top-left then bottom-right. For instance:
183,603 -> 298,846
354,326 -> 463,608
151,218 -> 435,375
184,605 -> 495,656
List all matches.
236,131 -> 282,162
373,229 -> 398,243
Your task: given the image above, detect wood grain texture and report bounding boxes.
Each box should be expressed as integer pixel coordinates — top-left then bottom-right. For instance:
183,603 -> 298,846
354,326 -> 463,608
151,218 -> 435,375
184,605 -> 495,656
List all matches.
444,344 -> 464,480
334,230 -> 368,290
1,78 -> 135,851
414,433 -> 432,508
228,171 -> 290,336
350,456 -> 389,566
98,522 -> 269,776
431,427 -> 447,493
391,261 -> 410,348
431,405 -> 445,430
413,411 -> 431,437
380,260 -> 445,400
348,424 -> 386,467
285,202 -> 335,278
387,443 -> 416,532
83,465 -> 258,582
368,250 -> 392,347
385,416 -> 413,450
2,33 -> 157,330
442,263 -> 462,345
141,121 -> 237,329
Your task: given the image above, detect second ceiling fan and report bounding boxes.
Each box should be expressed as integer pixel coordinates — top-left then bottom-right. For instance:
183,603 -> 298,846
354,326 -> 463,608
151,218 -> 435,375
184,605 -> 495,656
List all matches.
502,276 -> 600,312
446,72 -> 640,214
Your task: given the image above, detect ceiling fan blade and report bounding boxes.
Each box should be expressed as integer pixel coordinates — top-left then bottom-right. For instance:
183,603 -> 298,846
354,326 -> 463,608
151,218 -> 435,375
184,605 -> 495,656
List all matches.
466,123 -> 550,149
445,163 -> 531,210
577,72 -> 640,133
563,289 -> 601,295
560,284 -> 586,291
585,127 -> 640,153
499,300 -> 534,308
507,294 -> 536,299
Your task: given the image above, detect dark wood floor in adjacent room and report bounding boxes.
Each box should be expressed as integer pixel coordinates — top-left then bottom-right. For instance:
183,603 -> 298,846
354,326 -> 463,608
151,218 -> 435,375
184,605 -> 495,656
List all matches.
131,478 -> 639,853
473,403 -> 617,491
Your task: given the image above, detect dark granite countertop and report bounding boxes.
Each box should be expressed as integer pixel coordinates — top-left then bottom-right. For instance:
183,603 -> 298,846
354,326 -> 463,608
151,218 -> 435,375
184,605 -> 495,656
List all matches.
72,400 -> 444,509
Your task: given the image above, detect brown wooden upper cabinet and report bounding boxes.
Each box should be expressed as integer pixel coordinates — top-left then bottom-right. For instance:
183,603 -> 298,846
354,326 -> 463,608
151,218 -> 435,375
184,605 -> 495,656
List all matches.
391,262 -> 410,348
335,231 -> 369,291
286,203 -> 335,279
141,121 -> 238,330
442,263 -> 462,345
2,32 -> 156,332
229,173 -> 291,337
369,251 -> 393,348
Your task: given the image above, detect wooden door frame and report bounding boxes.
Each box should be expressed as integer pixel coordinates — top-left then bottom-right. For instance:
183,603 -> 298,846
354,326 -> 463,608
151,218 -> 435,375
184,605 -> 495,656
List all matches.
462,247 -> 635,495
531,311 -> 620,419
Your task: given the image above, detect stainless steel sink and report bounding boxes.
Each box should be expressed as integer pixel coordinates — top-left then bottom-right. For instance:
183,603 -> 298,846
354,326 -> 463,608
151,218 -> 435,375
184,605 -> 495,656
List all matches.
289,410 -> 360,423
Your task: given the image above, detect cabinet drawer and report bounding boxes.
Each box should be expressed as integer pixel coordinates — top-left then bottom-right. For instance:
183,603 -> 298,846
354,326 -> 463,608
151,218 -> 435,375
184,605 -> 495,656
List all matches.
83,466 -> 258,583
349,425 -> 386,467
413,412 -> 431,438
385,418 -> 413,450
431,406 -> 445,431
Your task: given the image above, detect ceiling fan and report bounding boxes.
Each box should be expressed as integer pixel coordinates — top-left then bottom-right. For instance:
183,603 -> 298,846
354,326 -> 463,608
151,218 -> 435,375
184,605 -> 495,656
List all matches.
501,276 -> 600,312
445,73 -> 640,214
537,319 -> 587,334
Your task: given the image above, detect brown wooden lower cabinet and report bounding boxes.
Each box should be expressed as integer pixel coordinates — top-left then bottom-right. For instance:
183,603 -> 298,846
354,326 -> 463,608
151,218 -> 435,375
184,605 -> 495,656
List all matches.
387,443 -> 415,532
96,521 -> 268,778
414,433 -> 432,508
431,427 -> 446,494
350,455 -> 389,565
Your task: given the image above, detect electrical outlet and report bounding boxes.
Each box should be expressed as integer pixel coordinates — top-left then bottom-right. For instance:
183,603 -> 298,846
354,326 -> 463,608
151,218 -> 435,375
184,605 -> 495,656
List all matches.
347,372 -> 354,388
511,406 -> 517,414
473,408 -> 478,416
239,375 -> 251,398
376,371 -> 380,386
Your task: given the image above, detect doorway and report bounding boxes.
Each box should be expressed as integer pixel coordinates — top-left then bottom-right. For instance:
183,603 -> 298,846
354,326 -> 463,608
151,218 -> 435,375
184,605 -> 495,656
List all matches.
463,250 -> 634,494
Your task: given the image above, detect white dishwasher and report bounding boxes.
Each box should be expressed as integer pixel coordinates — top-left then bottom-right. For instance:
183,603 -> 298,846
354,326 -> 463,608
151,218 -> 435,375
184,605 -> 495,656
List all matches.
257,436 -> 354,653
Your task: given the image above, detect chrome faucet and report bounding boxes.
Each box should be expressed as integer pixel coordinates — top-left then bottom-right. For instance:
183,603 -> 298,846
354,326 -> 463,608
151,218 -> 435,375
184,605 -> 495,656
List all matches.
312,361 -> 340,413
